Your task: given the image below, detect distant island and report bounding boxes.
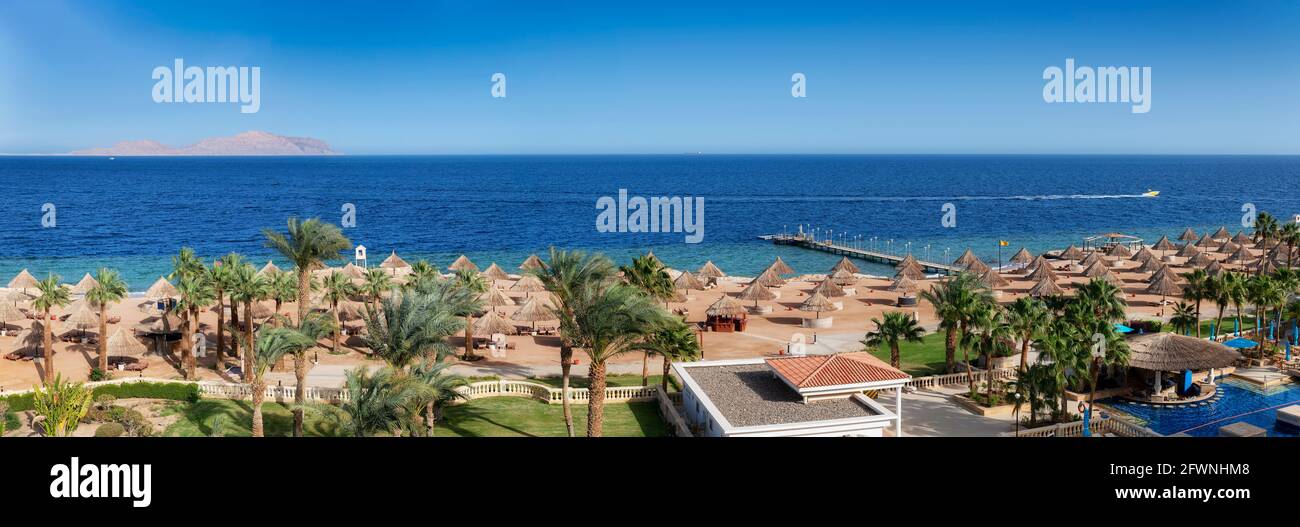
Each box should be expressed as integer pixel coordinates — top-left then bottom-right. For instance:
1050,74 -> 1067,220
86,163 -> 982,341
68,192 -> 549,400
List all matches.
69,131 -> 340,156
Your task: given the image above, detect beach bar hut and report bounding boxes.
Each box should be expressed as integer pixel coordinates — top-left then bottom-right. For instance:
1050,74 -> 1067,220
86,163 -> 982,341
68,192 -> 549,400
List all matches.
1126,333 -> 1240,399
705,295 -> 747,332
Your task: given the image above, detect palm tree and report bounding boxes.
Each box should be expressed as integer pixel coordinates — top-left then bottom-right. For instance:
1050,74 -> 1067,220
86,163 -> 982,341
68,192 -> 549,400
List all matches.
84,268 -> 127,374
1253,211 -> 1279,248
320,271 -> 356,354
32,274 -> 70,382
620,254 -> 676,385
1281,223 -> 1300,270
1224,272 -> 1248,334
636,320 -> 702,392
228,263 -> 268,382
1170,302 -> 1198,335
408,359 -> 469,436
266,271 -> 297,328
211,252 -> 246,364
452,269 -> 489,360
283,311 -> 335,436
407,259 -> 440,291
169,246 -> 206,282
919,272 -> 990,380
1005,296 -> 1050,374
530,248 -> 617,437
1206,274 -> 1230,338
249,327 -> 315,437
1180,269 -> 1209,338
362,287 -> 467,369
567,282 -> 670,437
322,366 -> 423,437
263,217 -> 351,325
960,302 -> 1012,394
862,311 -> 924,369
361,268 -> 394,312
173,274 -> 215,380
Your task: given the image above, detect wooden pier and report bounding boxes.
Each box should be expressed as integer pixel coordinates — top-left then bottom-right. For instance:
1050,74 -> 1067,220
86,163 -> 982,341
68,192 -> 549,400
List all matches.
761,234 -> 960,274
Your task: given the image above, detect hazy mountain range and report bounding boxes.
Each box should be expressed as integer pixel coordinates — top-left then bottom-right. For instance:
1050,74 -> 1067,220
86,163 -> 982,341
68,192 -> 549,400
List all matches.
69,131 -> 340,156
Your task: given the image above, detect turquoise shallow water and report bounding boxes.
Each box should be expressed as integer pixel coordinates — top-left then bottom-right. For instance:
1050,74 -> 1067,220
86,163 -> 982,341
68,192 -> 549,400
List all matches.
1,154 -> 1297,290
1103,378 -> 1300,437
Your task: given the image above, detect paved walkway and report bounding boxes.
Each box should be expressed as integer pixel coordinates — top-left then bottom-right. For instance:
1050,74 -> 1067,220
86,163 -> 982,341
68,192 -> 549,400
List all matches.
892,388 -> 1016,437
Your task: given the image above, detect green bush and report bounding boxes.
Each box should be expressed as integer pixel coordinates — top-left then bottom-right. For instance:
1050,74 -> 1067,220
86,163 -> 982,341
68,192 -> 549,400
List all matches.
94,422 -> 125,437
91,382 -> 201,403
0,393 -> 36,412
88,368 -> 112,382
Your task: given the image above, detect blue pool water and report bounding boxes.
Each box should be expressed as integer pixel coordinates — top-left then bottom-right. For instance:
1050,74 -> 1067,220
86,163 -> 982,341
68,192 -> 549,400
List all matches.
1,155 -> 1299,290
1102,378 -> 1300,437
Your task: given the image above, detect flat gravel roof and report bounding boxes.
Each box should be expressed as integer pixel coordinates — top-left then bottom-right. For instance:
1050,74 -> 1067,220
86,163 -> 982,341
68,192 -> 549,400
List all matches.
686,363 -> 880,428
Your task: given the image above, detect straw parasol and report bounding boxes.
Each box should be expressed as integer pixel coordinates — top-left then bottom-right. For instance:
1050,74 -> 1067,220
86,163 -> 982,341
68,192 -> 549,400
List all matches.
1194,234 -> 1216,248
511,296 -> 555,329
1080,251 -> 1102,268
482,263 -> 510,282
1187,252 -> 1213,267
1149,266 -> 1178,284
978,268 -> 1010,289
1028,276 -> 1065,297
64,303 -> 99,333
737,280 -> 777,307
70,273 -> 100,295
964,258 -> 991,275
473,309 -> 517,336
339,262 -> 366,280
1145,274 -> 1183,301
830,256 -> 860,275
706,295 -> 746,318
519,254 -> 544,271
894,264 -> 926,281
145,277 -> 179,299
753,268 -> 785,288
810,279 -> 846,298
1211,226 -> 1231,240
1225,246 -> 1253,264
257,260 -> 282,276
1081,260 -> 1110,278
1021,255 -> 1050,274
511,275 -> 546,295
1010,248 -> 1034,265
799,292 -> 836,318
829,267 -> 857,286
673,271 -> 704,292
380,251 -> 411,274
1131,246 -> 1156,263
104,328 -> 148,358
697,260 -> 725,279
0,301 -> 25,331
1027,263 -> 1059,282
1099,269 -> 1126,288
1204,260 -> 1225,276
1176,243 -> 1199,258
1059,245 -> 1084,261
769,256 -> 794,275
448,255 -> 479,272
953,248 -> 979,267
1126,333 -> 1240,371
338,300 -> 367,321
1218,240 -> 1240,254
135,312 -> 184,334
1108,243 -> 1133,259
1251,258 -> 1277,275
890,276 -> 919,295
1,289 -> 32,305
1178,228 -> 1198,242
8,269 -> 39,293
1151,235 -> 1177,252
481,287 -> 515,310
1232,231 -> 1252,245
1136,257 -> 1165,274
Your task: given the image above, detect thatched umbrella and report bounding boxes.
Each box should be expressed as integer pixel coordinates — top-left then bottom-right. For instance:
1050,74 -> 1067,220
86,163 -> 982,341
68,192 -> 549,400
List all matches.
519,254 -> 544,271
1082,260 -> 1110,278
978,268 -> 1009,289
473,309 -> 517,336
1176,243 -> 1199,259
1194,234 -> 1216,248
1022,255 -> 1051,274
1149,266 -> 1179,284
1151,235 -> 1177,253
64,303 -> 99,337
1010,248 -> 1034,265
338,301 -> 367,321
482,263 -> 510,283
890,276 -> 920,304
145,277 -> 179,299
1218,240 -> 1240,255
810,279 -> 847,298
511,275 -> 546,296
135,312 -> 184,335
697,260 -> 725,279
1060,245 -> 1084,262
1132,246 -> 1156,263
737,280 -> 777,308
1232,231 -> 1252,245
1178,228 -> 1198,242
481,287 -> 515,311
1146,274 -> 1183,305
448,255 -> 479,273
1,288 -> 31,306
1225,246 -> 1253,265
753,268 -> 786,288
769,256 -> 794,276
1251,258 -> 1277,275
105,328 -> 148,358
1211,226 -> 1231,240
0,301 -> 25,332
799,292 -> 836,319
1188,252 -> 1213,267
706,295 -> 746,318
1109,243 -> 1133,259
830,256 -> 860,275
829,267 -> 857,286
953,248 -> 979,267
894,264 -> 926,281
1027,263 -> 1059,282
380,251 -> 411,276
1204,260 -> 1225,276
1099,269 -> 1126,288
257,260 -> 282,277
1028,276 -> 1065,298
965,258 -> 991,275
341,262 -> 367,279
673,271 -> 704,293
69,273 -> 99,295
1080,251 -> 1103,268
511,296 -> 555,331
1126,333 -> 1240,371
8,269 -> 39,294
1137,257 -> 1165,274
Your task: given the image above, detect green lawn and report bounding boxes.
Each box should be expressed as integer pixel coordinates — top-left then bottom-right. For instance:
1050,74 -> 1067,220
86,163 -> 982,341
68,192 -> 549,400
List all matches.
162,397 -> 666,437
469,373 -> 680,391
868,332 -> 950,377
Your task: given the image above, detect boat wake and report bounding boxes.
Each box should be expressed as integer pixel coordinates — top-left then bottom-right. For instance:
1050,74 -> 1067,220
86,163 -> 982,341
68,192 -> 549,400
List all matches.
711,194 -> 1151,203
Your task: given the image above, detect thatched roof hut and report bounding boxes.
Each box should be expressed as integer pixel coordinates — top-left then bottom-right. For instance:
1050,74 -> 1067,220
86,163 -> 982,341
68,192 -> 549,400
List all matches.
482,263 -> 510,282
810,279 -> 847,298
705,295 -> 746,318
338,301 -> 367,321
697,260 -> 725,278
1126,333 -> 1240,371
69,273 -> 99,295
511,275 -> 546,293
1028,276 -> 1065,297
1178,228 -> 1198,242
145,277 -> 179,299
830,256 -> 860,275
448,255 -> 479,272
799,292 -> 836,318
473,309 -> 517,335
105,328 -> 148,357
978,269 -> 1010,289
8,269 -> 39,291
1010,248 -> 1034,264
737,280 -> 777,305
341,263 -> 367,279
519,254 -> 544,271
257,260 -> 282,276
1152,236 -> 1177,252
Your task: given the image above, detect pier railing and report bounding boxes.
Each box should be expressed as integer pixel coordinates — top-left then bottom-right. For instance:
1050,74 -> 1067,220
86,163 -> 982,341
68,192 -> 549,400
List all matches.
765,234 -> 960,274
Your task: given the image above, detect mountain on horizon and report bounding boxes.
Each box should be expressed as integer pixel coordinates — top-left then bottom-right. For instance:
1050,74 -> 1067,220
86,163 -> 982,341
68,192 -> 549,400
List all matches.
69,131 -> 340,156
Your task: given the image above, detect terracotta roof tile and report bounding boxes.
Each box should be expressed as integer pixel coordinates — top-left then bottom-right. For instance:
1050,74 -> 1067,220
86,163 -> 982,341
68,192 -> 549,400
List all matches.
766,352 -> 909,389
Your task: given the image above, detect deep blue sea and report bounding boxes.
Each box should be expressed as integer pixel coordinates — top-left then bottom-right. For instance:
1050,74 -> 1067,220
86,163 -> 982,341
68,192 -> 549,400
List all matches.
1,155 -> 1298,291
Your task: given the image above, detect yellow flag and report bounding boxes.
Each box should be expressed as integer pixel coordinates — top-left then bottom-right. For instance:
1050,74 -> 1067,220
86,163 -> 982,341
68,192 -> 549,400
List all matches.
999,240 -> 1009,246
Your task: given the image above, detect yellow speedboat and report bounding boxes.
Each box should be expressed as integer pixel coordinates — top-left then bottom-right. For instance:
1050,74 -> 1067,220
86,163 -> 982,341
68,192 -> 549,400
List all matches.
1142,189 -> 1159,197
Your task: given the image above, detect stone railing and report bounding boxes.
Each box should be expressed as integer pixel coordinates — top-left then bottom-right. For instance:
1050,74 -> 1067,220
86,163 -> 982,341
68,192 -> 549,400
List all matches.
1009,416 -> 1161,438
907,367 -> 1017,390
656,388 -> 692,437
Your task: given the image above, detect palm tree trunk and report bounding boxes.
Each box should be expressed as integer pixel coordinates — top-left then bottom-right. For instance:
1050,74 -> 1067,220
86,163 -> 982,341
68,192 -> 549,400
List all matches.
296,270 -> 310,325
215,291 -> 225,365
587,360 -> 607,437
273,300 -> 283,328
189,309 -> 201,379
243,300 -> 255,382
42,308 -> 54,381
229,302 -> 241,359
1018,334 -> 1031,374
331,301 -> 341,354
251,379 -> 266,437
944,326 -> 957,373
1194,300 -> 1202,338
426,401 -> 437,436
661,356 -> 671,392
889,342 -> 901,369
960,324 -> 975,392
641,352 -> 649,386
97,305 -> 108,373
293,350 -> 306,437
560,344 -> 574,437
463,316 -> 475,360
180,316 -> 194,380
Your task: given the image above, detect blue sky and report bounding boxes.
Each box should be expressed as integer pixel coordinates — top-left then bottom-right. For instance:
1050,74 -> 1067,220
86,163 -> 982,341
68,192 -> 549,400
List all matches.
1,0 -> 1297,154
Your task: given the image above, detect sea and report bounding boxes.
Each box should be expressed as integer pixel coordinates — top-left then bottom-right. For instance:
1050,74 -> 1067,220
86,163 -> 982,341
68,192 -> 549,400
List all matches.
1,154 -> 1298,292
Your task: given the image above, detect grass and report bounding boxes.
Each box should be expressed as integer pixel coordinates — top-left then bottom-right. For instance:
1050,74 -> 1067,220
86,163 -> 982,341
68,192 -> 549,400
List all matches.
469,373 -> 681,392
161,397 -> 667,437
868,332 -> 950,377
2,411 -> 18,434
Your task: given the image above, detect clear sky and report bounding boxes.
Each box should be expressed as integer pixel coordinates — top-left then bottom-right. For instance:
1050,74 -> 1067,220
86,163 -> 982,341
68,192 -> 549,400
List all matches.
1,0 -> 1297,154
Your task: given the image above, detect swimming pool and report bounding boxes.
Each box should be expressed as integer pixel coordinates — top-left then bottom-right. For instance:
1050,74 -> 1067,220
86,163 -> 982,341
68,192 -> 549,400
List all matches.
1101,378 -> 1300,437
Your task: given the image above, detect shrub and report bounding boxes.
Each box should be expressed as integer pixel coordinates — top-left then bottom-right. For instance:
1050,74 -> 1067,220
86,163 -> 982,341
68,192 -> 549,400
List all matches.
1127,319 -> 1163,334
32,376 -> 94,437
91,382 -> 201,403
119,409 -> 154,437
88,368 -> 112,382
95,394 -> 117,409
94,422 -> 125,437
